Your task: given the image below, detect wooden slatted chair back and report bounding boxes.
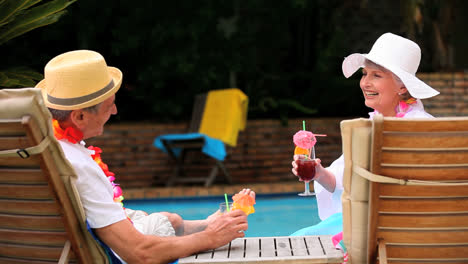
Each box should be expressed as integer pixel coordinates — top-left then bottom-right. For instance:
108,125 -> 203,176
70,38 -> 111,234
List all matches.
367,115 -> 468,263
0,88 -> 107,264
0,116 -> 93,263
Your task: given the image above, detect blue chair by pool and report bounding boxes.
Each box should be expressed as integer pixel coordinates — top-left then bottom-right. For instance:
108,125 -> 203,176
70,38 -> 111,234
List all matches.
154,89 -> 248,187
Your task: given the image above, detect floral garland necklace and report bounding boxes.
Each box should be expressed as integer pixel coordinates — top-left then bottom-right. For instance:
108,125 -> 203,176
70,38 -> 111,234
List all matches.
51,119 -> 125,207
396,98 -> 417,118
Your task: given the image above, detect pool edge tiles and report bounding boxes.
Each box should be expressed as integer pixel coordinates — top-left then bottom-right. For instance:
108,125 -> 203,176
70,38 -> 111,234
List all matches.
123,181 -> 309,200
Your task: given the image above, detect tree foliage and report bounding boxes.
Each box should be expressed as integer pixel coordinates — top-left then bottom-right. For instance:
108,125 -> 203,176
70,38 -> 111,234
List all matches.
0,0 -> 76,87
1,0 -> 466,122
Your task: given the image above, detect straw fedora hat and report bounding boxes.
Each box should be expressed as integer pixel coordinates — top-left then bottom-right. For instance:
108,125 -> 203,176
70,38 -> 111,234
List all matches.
36,50 -> 122,110
342,32 -> 439,99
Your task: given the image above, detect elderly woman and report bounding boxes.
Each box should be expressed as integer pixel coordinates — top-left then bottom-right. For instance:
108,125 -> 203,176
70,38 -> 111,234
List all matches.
291,32 -> 439,236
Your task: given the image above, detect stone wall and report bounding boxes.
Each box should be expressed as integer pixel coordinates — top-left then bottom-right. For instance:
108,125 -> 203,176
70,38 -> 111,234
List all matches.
87,118 -> 343,188
418,72 -> 468,116
87,72 -> 468,188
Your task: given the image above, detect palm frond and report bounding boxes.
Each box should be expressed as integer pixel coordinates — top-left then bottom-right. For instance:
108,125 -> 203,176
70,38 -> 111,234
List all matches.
0,12 -> 66,45
0,67 -> 43,87
0,0 -> 39,26
0,0 -> 76,45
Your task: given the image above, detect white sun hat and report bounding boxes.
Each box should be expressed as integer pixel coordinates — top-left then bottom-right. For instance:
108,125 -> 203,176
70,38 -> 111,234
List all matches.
342,32 -> 439,99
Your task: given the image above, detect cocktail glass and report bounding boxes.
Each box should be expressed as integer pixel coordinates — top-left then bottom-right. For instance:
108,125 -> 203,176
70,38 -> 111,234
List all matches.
296,151 -> 316,196
219,202 -> 234,214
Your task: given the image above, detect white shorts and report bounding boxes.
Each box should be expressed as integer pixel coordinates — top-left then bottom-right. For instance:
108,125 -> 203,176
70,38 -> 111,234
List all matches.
125,208 -> 176,237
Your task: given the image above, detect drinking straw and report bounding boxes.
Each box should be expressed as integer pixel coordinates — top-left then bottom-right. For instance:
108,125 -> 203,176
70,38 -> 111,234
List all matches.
302,120 -> 310,159
224,193 -> 230,212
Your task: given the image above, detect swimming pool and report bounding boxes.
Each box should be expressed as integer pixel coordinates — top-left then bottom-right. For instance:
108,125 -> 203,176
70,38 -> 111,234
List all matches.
124,193 -> 320,237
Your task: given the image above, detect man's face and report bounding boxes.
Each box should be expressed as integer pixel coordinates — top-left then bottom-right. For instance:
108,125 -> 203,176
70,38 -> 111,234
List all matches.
82,95 -> 117,139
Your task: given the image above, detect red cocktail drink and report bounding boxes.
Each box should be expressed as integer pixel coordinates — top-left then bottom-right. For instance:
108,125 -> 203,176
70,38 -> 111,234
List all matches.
297,158 -> 316,182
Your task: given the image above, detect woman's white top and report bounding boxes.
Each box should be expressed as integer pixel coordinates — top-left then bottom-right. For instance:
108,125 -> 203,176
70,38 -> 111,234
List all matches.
314,99 -> 433,220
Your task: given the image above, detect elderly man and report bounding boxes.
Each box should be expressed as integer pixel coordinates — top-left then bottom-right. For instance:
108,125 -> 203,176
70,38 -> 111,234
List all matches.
36,50 -> 252,263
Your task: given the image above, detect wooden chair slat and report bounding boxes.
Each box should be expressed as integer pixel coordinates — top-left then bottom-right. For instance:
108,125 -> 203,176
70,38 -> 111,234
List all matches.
378,214 -> 468,228
0,242 -> 76,262
0,168 -> 45,184
381,151 -> 468,165
0,214 -> 64,230
0,167 -> 47,184
0,136 -> 33,151
379,198 -> 468,213
0,184 -> 53,199
382,118 -> 468,132
380,167 -> 468,180
0,120 -> 24,135
0,256 -> 66,264
382,133 -> 468,148
386,245 -> 468,259
0,228 -> 68,246
377,230 -> 468,244
380,261 -> 468,264
0,156 -> 41,167
380,184 -> 468,197
0,199 -> 60,215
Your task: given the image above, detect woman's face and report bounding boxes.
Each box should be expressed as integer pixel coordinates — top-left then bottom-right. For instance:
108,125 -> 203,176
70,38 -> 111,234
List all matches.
360,66 -> 403,116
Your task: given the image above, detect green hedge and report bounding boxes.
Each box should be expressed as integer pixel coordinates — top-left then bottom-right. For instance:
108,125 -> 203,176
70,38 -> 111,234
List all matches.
4,0 -> 465,122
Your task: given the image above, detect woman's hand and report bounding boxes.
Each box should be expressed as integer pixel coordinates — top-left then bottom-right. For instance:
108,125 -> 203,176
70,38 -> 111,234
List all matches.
291,155 -> 323,181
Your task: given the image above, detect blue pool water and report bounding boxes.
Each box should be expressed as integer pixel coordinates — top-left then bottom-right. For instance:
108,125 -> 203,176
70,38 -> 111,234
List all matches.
124,193 -> 320,237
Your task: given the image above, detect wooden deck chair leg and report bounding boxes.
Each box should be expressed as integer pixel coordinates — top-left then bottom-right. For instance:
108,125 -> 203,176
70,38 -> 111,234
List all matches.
377,239 -> 388,264
217,160 -> 232,184
58,240 -> 71,264
205,164 -> 219,187
162,140 -> 188,186
204,161 -> 232,187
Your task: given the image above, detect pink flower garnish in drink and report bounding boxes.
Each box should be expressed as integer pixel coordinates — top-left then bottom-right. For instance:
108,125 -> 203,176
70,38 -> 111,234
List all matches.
293,130 -> 316,149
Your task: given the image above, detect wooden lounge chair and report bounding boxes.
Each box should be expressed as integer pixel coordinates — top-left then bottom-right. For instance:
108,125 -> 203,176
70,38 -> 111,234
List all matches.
341,115 -> 468,264
0,88 -> 109,263
155,88 -> 248,187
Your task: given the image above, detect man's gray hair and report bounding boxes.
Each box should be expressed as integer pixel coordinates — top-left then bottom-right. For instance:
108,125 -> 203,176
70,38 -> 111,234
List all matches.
48,102 -> 102,122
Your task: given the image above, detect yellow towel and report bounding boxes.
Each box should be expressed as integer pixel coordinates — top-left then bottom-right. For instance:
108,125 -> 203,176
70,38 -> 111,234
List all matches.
199,88 -> 248,147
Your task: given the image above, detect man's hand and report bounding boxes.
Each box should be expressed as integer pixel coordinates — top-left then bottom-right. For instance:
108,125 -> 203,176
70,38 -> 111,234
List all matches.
204,209 -> 248,248
206,188 -> 256,223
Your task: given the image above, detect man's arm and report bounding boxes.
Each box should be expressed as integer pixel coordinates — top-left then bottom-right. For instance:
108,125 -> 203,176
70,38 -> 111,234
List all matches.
95,209 -> 248,264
